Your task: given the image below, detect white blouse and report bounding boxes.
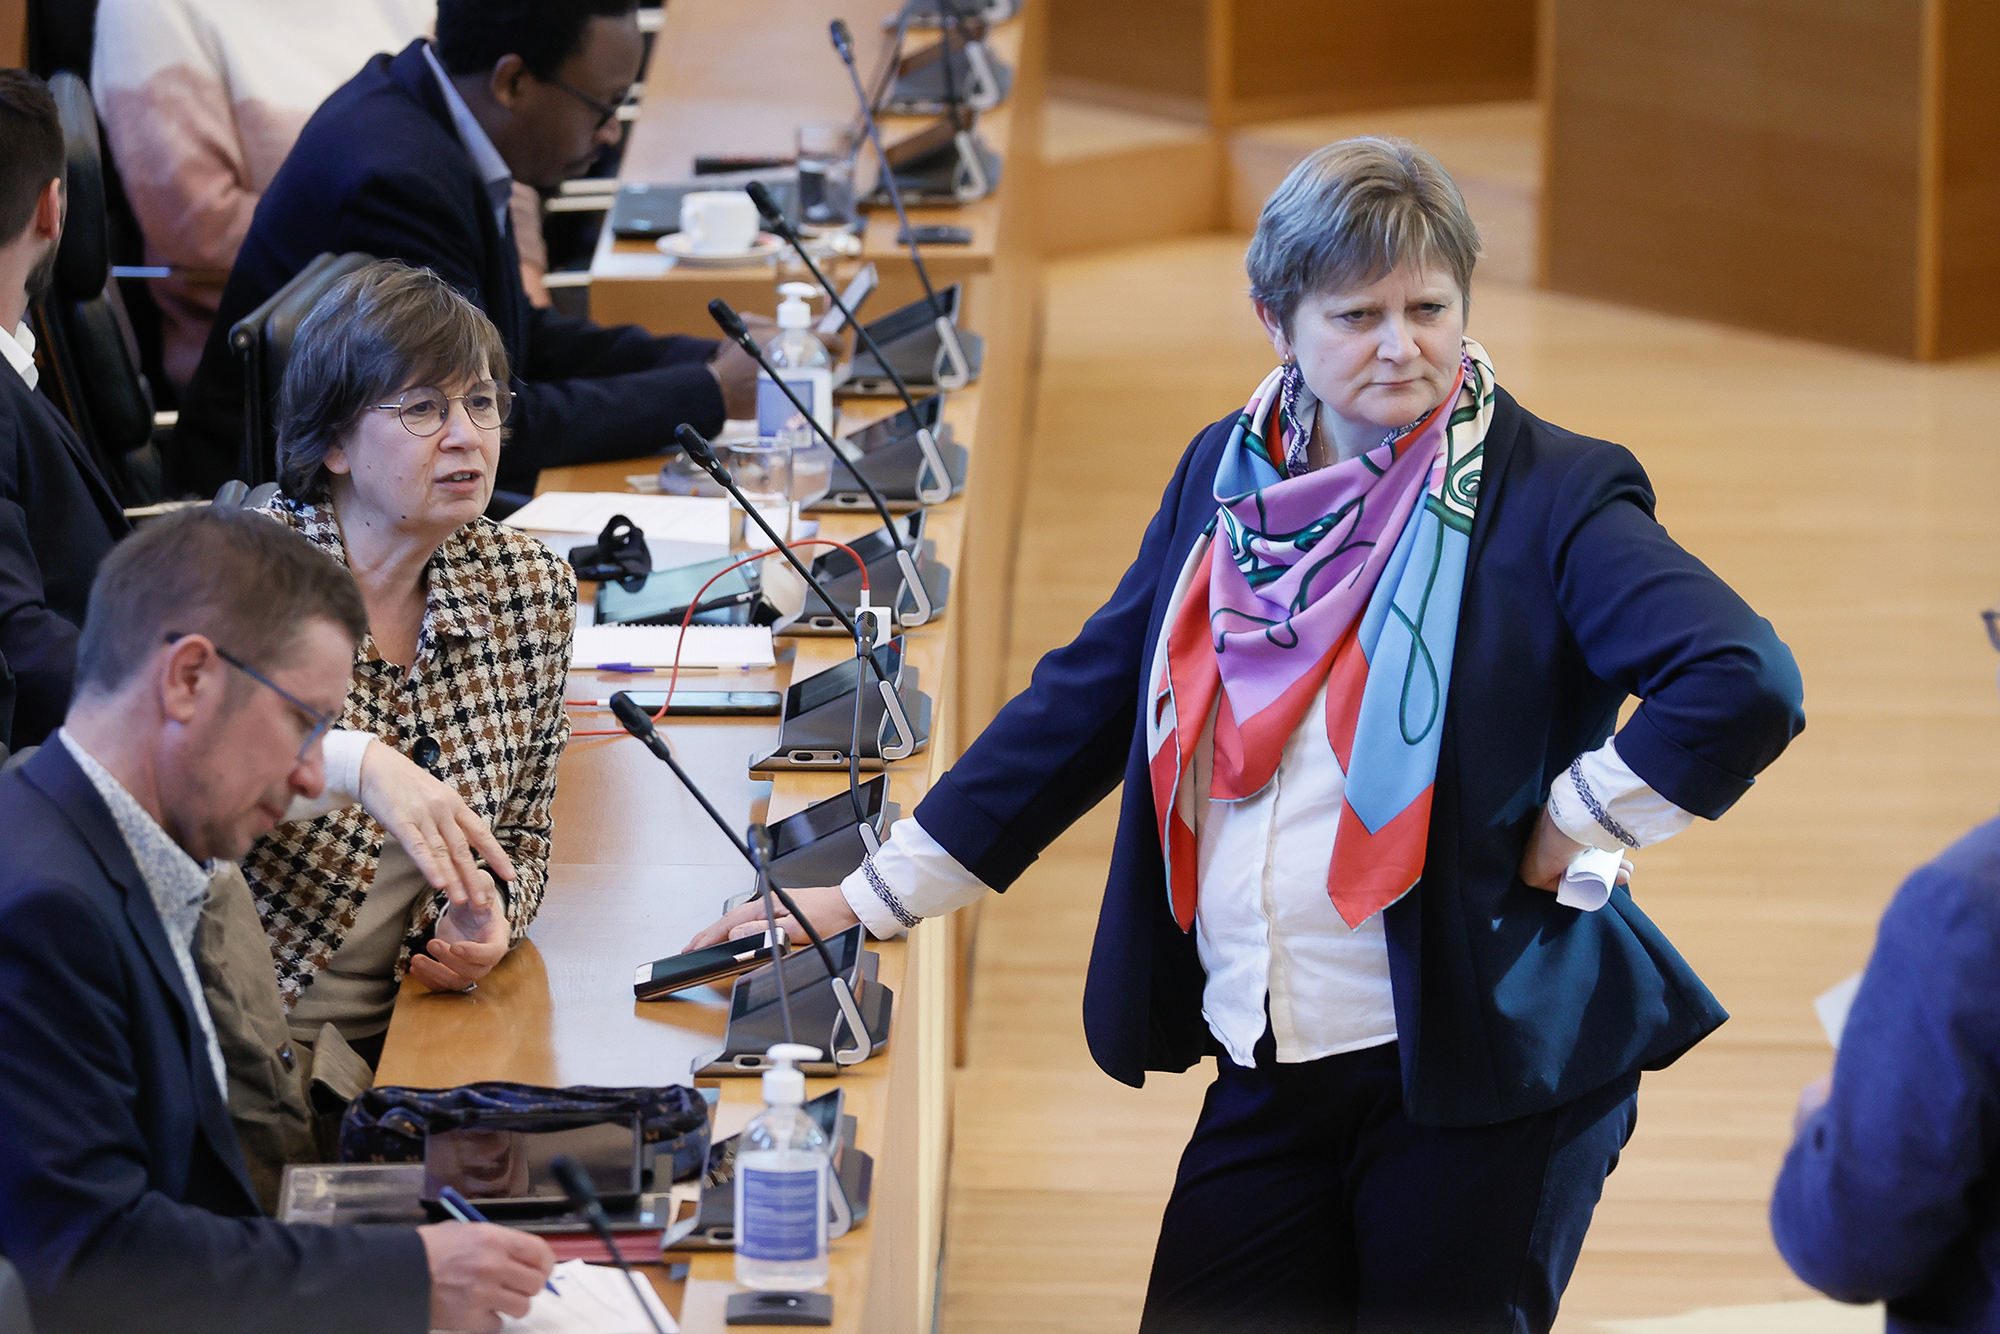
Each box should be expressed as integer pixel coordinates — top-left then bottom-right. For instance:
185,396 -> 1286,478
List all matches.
842,708 -> 1691,1066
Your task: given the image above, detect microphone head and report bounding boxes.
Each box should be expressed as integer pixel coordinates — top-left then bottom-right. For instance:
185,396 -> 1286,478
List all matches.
674,424 -> 723,478
609,691 -> 661,742
706,298 -> 752,349
744,180 -> 787,230
549,1155 -> 601,1213
747,823 -> 775,869
829,19 -> 855,62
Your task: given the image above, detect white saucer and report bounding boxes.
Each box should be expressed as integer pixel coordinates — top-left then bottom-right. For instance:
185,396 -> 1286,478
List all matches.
655,233 -> 785,265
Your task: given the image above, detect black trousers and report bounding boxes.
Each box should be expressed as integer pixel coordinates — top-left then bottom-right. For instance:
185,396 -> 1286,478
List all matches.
1139,1035 -> 1640,1334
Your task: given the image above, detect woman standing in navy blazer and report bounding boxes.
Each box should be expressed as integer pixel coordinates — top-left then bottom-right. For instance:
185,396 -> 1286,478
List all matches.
693,140 -> 1805,1332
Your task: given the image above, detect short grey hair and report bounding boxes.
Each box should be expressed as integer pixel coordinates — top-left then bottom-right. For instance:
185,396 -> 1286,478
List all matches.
1245,137 -> 1481,334
276,260 -> 510,502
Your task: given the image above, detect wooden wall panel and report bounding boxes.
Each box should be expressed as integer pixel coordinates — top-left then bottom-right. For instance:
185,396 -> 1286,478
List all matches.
1545,0 -> 1927,358
1,0 -> 25,69
1227,0 -> 1535,126
1048,0 -> 1534,128
1932,0 -> 2000,358
1047,0 -> 1208,121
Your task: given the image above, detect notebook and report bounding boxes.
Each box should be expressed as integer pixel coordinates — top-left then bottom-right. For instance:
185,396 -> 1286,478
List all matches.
570,623 -> 775,670
504,492 -> 732,548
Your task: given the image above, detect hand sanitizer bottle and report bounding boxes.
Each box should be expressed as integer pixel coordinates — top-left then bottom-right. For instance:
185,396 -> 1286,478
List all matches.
764,283 -> 834,504
766,283 -> 830,370
734,1043 -> 830,1291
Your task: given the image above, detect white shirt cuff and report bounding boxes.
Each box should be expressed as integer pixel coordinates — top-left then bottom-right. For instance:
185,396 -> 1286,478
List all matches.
1546,736 -> 1696,853
839,815 -> 990,938
283,729 -> 374,823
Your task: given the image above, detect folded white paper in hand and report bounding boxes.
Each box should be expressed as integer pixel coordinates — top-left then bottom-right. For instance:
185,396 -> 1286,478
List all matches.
1556,846 -> 1625,912
473,1259 -> 679,1334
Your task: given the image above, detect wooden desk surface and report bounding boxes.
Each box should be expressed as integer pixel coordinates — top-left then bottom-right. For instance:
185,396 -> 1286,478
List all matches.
590,12 -> 1026,334
374,397 -> 974,1333
372,3 -> 1044,1322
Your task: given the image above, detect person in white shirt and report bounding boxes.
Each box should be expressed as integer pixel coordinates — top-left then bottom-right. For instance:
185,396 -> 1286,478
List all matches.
688,138 -> 1806,1333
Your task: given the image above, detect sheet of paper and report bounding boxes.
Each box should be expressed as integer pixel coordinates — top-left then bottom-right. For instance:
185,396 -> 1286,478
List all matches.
486,1258 -> 679,1334
1815,972 -> 1862,1049
504,493 -> 731,547
571,624 -> 775,669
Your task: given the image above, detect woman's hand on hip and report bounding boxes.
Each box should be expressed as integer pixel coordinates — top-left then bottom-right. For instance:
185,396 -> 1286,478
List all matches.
411,869 -> 508,992
684,884 -> 861,952
1519,805 -> 1633,892
357,739 -> 518,907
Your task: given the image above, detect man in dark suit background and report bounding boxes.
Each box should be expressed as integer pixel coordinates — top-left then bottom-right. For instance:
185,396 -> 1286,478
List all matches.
171,0 -> 761,498
0,504 -> 556,1333
0,70 -> 130,749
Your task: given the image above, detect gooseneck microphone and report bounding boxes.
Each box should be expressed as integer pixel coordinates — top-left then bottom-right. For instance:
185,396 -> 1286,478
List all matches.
549,1155 -> 667,1334
748,823 -> 797,1047
743,180 -> 953,505
609,689 -> 878,1061
830,18 -> 973,388
706,297 -> 905,551
705,301 -> 935,628
610,692 -> 753,864
677,422 -> 917,762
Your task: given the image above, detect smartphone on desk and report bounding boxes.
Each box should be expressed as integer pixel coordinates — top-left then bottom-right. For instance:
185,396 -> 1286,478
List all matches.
607,690 -> 782,716
634,929 -> 788,1001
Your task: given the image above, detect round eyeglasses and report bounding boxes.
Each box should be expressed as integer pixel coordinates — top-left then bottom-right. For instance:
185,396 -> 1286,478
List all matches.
368,381 -> 514,438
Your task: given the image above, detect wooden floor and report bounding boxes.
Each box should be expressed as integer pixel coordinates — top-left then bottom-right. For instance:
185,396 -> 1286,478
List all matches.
939,234 -> 2000,1331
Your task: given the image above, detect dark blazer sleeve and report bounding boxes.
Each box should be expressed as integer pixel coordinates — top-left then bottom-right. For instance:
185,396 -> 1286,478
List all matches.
1770,821 -> 2000,1304
333,169 -> 727,486
0,877 -> 430,1334
0,415 -> 80,745
1548,441 -> 1804,817
913,424 -> 1214,890
525,306 -> 716,378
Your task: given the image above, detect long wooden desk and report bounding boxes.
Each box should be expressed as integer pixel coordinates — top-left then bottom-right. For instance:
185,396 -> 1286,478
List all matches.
373,6 -> 1044,1323
377,341 -> 998,1334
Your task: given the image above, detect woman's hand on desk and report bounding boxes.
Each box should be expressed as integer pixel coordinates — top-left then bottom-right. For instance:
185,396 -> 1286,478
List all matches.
411,870 -> 508,992
1518,805 -> 1634,893
358,740 -> 518,908
684,884 -> 860,952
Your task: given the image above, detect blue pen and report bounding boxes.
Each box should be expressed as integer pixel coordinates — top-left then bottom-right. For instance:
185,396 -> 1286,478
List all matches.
437,1186 -> 560,1296
593,663 -> 657,674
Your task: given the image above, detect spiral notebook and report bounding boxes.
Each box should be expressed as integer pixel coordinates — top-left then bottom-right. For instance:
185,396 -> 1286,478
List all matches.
570,624 -> 775,670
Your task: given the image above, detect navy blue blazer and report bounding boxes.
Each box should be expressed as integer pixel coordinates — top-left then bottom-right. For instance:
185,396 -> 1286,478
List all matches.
172,40 -> 726,496
0,369 -> 128,748
914,386 -> 1805,1126
0,742 -> 429,1333
1771,816 -> 2000,1333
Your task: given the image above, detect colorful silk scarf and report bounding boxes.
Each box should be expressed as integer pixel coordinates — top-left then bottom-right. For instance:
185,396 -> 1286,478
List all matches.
1146,340 -> 1495,930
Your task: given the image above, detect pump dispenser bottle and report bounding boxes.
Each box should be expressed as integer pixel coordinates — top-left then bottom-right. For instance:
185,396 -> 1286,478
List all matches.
766,283 -> 831,371
733,1043 -> 831,1291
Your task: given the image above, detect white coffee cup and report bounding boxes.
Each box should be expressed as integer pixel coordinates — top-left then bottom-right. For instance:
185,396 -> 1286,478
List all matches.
678,190 -> 761,254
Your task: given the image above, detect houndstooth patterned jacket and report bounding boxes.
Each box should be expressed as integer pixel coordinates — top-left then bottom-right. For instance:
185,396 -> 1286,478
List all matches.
244,500 -> 575,1007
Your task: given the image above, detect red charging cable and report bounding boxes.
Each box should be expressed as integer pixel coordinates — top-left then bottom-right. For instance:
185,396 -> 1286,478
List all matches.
568,537 -> 870,738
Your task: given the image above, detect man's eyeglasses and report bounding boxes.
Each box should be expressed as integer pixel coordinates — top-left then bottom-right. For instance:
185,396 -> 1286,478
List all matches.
548,76 -> 631,133
368,381 -> 514,438
164,633 -> 336,761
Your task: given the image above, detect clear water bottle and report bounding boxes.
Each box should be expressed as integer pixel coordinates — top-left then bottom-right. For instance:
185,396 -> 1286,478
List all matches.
734,1043 -> 830,1291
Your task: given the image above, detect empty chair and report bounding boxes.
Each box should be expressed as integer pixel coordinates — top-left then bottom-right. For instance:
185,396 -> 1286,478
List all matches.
224,251 -> 375,487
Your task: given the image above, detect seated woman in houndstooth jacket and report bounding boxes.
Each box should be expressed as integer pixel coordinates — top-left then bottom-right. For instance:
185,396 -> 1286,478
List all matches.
246,260 -> 575,1069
